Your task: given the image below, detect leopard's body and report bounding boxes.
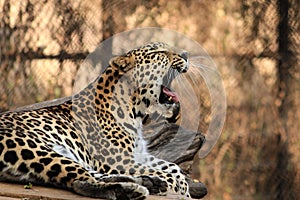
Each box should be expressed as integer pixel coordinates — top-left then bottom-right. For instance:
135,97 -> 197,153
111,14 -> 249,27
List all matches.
0,42 -> 190,199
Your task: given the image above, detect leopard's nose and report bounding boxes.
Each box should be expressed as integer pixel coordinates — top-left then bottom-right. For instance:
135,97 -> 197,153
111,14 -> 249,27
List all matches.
180,67 -> 188,73
180,51 -> 188,61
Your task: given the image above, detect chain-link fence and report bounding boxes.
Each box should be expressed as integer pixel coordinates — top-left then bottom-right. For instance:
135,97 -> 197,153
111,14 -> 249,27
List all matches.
0,0 -> 299,199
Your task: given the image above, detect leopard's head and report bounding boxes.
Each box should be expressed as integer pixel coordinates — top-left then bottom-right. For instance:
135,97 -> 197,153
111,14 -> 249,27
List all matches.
107,42 -> 188,125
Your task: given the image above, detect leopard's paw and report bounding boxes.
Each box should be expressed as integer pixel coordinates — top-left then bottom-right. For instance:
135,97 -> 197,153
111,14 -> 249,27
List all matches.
73,180 -> 148,200
136,175 -> 168,195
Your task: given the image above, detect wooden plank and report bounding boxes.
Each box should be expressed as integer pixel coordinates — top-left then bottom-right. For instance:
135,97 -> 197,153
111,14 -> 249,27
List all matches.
0,182 -> 186,200
0,182 -> 91,200
0,197 -> 20,200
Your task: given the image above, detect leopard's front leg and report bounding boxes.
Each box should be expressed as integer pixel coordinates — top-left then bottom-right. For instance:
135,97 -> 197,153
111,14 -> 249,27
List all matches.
98,157 -> 190,198
92,173 -> 168,196
138,156 -> 191,198
44,155 -> 150,200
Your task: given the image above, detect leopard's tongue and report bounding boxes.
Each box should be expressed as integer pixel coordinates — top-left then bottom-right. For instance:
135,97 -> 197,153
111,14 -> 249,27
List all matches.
163,86 -> 179,103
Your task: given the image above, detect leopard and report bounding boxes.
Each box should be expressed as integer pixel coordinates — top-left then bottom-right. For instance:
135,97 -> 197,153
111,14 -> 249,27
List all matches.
0,42 -> 191,199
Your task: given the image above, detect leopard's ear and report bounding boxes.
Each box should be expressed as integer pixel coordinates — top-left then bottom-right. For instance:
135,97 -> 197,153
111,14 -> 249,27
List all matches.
109,55 -> 134,75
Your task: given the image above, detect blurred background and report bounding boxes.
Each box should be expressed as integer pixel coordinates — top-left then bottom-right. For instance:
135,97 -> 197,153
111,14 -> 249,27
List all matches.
0,0 -> 299,199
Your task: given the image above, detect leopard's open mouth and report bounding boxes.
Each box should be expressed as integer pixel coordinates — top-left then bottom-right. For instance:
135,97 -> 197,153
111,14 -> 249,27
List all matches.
143,85 -> 180,125
160,68 -> 181,105
159,85 -> 179,104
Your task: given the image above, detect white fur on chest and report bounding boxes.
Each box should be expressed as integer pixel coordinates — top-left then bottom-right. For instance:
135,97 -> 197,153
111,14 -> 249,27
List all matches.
133,121 -> 149,163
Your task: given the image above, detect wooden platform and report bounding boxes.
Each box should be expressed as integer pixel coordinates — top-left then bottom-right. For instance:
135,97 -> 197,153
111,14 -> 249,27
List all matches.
0,182 -> 187,200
